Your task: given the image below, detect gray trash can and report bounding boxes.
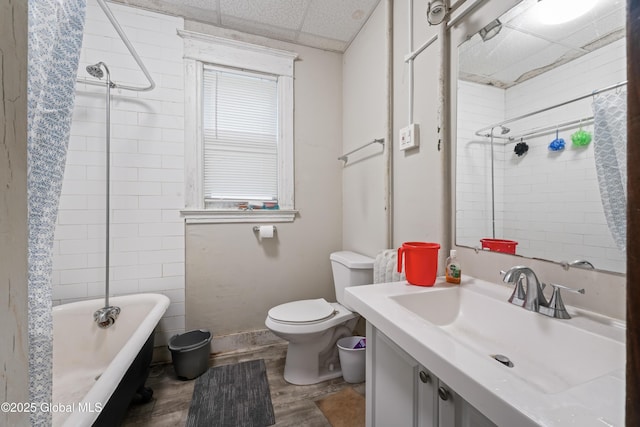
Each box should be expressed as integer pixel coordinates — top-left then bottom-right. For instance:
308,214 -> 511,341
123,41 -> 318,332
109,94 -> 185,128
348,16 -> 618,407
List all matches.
168,329 -> 212,380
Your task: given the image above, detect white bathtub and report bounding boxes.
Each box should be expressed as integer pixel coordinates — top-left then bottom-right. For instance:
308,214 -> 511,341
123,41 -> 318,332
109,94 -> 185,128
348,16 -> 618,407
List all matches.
52,293 -> 170,426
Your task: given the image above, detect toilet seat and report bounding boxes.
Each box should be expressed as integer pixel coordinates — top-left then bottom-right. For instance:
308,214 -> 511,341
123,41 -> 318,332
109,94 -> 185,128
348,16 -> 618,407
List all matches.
268,298 -> 337,324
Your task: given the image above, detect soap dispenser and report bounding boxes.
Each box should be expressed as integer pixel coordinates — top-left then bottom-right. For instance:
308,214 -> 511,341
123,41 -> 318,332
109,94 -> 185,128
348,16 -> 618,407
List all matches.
445,250 -> 461,284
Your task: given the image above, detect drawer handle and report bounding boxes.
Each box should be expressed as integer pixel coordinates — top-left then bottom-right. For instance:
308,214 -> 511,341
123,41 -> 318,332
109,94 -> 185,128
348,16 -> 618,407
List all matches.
438,386 -> 450,401
419,370 -> 431,383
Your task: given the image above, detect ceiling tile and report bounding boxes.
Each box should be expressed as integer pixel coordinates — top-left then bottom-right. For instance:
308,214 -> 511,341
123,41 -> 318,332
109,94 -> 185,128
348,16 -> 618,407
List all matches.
220,0 -> 310,31
491,43 -> 579,86
459,28 -> 553,83
461,0 -> 625,87
302,0 -> 379,42
560,8 -> 626,50
220,15 -> 299,42
507,0 -> 625,45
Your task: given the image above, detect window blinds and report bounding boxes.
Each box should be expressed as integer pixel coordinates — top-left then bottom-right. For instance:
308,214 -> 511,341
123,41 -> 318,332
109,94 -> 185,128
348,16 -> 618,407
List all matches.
202,66 -> 279,202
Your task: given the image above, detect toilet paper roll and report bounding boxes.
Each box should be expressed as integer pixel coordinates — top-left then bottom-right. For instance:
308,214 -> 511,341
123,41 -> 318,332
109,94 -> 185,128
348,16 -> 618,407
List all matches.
259,225 -> 274,239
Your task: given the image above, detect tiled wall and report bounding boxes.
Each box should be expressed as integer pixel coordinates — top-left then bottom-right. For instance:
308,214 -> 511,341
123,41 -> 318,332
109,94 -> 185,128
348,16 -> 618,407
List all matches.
456,81 -> 505,247
457,38 -> 626,272
51,2 -> 186,347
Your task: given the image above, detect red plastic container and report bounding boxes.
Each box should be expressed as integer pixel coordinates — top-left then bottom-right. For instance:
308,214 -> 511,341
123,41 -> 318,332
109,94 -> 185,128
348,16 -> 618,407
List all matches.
480,238 -> 518,254
397,242 -> 441,287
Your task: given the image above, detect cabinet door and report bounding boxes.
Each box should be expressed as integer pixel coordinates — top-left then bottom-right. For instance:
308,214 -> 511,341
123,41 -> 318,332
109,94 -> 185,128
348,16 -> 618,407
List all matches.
437,380 -> 496,427
367,323 -> 422,427
417,365 -> 438,427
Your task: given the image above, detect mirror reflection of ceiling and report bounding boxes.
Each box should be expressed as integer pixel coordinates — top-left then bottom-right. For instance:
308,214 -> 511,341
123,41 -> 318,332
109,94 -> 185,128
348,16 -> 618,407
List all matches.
112,0 -> 381,53
459,0 -> 626,89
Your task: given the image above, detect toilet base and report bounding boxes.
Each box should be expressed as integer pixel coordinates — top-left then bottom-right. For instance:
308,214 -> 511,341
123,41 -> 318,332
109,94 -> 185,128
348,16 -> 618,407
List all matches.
281,320 -> 357,385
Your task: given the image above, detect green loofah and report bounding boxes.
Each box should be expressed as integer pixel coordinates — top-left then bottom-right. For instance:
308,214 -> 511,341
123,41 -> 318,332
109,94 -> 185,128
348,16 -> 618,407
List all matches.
571,129 -> 592,147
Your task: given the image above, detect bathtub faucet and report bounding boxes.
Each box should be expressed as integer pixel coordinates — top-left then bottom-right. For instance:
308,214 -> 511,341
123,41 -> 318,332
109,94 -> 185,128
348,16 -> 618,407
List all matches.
94,306 -> 121,328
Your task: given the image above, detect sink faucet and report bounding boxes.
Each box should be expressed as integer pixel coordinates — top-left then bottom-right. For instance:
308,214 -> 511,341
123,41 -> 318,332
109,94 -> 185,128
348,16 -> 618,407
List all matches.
501,266 -> 547,312
500,266 -> 585,319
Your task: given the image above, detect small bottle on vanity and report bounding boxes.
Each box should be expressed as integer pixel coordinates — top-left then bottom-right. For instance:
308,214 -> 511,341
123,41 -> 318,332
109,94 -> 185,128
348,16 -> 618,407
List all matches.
445,250 -> 461,284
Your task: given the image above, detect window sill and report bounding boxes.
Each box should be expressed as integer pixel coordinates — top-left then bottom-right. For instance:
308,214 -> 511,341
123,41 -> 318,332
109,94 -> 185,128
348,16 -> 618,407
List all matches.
181,209 -> 298,224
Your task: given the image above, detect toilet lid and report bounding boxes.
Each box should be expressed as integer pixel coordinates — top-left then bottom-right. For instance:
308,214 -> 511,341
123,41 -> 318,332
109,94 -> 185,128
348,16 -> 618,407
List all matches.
268,298 -> 336,323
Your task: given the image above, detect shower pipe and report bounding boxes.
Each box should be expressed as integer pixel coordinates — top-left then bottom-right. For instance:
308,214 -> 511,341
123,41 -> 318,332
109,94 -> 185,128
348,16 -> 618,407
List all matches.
76,0 -> 155,92
474,80 -> 628,138
405,0 -> 486,124
489,125 -> 510,239
80,0 -> 156,327
385,0 -> 393,249
87,62 -> 121,328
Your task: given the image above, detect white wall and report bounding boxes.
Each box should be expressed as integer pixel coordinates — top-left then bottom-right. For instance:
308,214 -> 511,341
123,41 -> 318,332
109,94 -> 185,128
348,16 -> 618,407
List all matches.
392,0 -> 451,269
456,81 -> 505,246
342,1 -> 389,256
456,38 -> 626,273
342,0 -> 453,269
182,22 -> 344,340
52,2 -> 186,348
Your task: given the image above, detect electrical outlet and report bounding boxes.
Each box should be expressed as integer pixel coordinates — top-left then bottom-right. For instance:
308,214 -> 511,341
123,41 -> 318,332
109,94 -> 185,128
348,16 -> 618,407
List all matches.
399,123 -> 419,151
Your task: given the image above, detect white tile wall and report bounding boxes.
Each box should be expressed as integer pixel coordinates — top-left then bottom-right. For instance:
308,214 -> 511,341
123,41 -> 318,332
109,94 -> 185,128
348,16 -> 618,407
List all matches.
456,81 -> 505,247
52,2 -> 186,348
457,39 -> 626,272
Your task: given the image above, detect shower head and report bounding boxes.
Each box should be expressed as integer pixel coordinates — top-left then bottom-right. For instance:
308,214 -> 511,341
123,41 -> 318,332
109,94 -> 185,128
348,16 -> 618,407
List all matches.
86,63 -> 104,79
500,126 -> 510,135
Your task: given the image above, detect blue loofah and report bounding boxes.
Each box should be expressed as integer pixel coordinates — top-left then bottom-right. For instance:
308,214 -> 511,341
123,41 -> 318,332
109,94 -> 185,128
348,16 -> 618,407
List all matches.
548,138 -> 565,151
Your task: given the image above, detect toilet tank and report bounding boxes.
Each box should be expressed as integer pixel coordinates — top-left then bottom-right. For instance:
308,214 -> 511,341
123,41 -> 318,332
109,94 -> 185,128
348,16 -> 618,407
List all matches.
330,251 -> 374,310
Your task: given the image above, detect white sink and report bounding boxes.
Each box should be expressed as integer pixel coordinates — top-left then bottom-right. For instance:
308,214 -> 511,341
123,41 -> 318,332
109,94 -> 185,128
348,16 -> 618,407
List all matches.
390,286 -> 625,394
345,277 -> 626,427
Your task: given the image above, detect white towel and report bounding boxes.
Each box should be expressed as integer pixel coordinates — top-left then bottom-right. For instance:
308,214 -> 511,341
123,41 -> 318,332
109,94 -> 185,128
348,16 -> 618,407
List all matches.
374,249 -> 405,284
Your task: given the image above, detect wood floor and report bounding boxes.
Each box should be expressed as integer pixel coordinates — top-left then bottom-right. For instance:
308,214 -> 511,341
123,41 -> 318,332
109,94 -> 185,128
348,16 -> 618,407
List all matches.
122,342 -> 365,426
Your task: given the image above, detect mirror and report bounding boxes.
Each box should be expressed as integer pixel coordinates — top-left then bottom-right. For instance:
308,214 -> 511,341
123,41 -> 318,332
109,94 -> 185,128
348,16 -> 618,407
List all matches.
455,0 -> 627,274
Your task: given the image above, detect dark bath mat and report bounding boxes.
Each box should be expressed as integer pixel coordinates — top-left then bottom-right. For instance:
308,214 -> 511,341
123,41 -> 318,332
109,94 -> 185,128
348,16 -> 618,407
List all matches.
186,359 -> 275,427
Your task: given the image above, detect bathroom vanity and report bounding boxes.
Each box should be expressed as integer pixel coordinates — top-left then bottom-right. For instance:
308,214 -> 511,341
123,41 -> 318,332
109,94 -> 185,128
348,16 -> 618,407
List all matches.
345,277 -> 625,427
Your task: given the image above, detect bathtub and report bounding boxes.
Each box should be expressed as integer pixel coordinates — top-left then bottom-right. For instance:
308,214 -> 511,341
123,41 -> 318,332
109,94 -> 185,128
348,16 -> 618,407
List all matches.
52,293 -> 170,426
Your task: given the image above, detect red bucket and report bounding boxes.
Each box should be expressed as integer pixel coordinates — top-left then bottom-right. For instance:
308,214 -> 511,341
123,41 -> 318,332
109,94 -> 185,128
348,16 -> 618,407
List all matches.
480,238 -> 518,254
397,242 -> 440,287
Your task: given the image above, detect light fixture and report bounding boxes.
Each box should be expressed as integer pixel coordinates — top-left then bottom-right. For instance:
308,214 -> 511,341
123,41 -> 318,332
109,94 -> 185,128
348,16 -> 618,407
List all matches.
427,0 -> 448,25
534,0 -> 598,25
479,19 -> 502,42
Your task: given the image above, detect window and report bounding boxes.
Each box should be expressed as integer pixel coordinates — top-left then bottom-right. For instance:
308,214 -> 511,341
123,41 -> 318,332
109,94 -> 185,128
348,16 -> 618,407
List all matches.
180,30 -> 297,223
203,67 -> 278,205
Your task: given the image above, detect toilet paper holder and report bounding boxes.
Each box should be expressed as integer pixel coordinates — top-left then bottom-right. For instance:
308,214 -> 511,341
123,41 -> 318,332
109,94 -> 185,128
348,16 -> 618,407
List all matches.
253,225 -> 276,233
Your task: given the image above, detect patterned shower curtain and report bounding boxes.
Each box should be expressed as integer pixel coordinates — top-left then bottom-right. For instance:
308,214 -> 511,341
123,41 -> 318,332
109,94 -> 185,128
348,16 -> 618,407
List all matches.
27,0 -> 86,424
593,87 -> 627,252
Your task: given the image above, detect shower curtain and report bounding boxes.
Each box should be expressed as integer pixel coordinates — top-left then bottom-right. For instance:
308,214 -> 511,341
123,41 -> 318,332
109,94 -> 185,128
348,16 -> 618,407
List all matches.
593,87 -> 627,252
28,0 -> 86,425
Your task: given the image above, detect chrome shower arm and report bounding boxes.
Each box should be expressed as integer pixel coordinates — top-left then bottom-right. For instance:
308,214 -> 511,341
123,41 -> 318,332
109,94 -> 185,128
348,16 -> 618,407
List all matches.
77,0 -> 155,92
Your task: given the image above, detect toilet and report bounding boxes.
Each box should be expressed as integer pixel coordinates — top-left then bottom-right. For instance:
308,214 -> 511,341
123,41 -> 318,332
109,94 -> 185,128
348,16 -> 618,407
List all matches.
265,251 -> 374,385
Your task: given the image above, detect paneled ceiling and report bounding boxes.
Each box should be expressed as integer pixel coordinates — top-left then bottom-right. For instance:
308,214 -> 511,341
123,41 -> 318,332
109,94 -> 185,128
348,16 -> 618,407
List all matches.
114,0 -> 381,52
459,0 -> 626,88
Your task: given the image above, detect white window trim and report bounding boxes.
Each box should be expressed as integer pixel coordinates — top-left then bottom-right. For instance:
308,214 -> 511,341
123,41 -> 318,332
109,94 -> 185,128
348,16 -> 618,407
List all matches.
179,30 -> 297,224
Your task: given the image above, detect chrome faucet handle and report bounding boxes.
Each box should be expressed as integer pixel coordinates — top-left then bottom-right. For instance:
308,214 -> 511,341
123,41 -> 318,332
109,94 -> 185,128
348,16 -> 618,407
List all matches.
505,272 -> 526,307
539,283 -> 585,319
549,283 -> 585,295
